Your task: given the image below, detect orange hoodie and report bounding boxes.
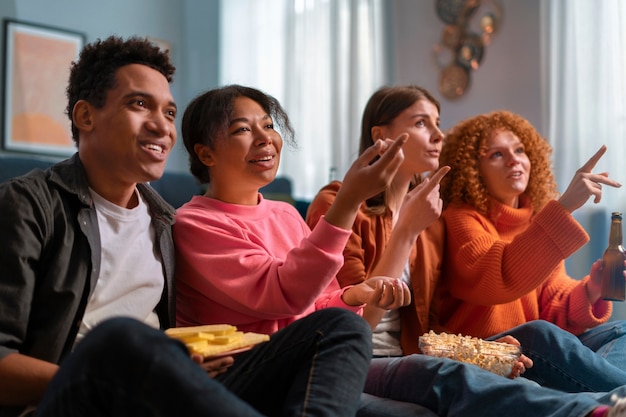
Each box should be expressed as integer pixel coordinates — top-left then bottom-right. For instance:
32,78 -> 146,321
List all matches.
438,195 -> 611,339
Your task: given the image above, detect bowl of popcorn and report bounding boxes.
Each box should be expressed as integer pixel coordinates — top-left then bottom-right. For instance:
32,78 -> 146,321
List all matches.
419,331 -> 521,377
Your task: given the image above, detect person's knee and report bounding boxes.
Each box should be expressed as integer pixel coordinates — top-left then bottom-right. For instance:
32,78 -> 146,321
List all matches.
78,317 -> 164,359
325,308 -> 371,333
514,320 -> 567,343
608,320 -> 626,337
520,320 -> 556,333
316,308 -> 372,348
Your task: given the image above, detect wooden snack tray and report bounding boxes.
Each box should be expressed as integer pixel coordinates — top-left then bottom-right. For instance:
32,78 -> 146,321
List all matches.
166,324 -> 270,358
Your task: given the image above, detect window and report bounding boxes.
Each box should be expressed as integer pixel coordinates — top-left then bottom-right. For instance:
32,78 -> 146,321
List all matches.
544,0 -> 626,298
543,0 -> 626,212
220,0 -> 387,200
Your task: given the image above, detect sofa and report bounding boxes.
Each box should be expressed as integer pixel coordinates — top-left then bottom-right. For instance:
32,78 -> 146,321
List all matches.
0,154 -> 310,215
0,153 -> 205,208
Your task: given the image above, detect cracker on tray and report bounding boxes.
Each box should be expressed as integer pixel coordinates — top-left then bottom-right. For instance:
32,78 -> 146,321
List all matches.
166,324 -> 269,358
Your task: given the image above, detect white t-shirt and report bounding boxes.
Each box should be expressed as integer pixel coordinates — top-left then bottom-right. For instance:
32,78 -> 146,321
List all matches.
371,261 -> 411,357
76,188 -> 164,344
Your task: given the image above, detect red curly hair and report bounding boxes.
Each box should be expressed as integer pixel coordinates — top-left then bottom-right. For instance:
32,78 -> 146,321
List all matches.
440,110 -> 558,215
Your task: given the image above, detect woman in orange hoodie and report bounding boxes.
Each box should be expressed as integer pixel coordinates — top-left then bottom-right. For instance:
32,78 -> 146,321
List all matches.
437,110 -> 626,390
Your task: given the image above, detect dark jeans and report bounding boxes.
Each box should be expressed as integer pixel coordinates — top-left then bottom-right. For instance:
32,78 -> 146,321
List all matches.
35,308 -> 372,417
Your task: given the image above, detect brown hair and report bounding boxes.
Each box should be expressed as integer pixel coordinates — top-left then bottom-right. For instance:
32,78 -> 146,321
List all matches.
440,110 -> 557,215
359,85 -> 440,214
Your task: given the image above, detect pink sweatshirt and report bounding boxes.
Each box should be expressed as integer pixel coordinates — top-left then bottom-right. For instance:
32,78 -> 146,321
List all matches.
173,194 -> 361,335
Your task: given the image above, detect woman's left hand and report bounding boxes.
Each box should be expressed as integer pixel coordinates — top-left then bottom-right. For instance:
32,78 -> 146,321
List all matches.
493,335 -> 534,379
343,276 -> 411,309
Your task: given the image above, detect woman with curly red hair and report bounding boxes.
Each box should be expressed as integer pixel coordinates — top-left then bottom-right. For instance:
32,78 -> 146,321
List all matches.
437,110 -> 626,386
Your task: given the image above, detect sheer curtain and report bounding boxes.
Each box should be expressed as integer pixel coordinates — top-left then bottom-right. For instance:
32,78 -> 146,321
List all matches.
543,0 -> 626,316
219,0 -> 387,200
543,0 -> 626,210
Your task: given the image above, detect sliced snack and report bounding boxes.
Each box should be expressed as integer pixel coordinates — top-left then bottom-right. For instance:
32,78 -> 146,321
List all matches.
419,330 -> 521,377
166,324 -> 269,357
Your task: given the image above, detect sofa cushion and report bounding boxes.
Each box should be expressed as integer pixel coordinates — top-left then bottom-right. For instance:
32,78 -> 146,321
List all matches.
358,393 -> 437,417
0,155 -> 204,209
149,172 -> 204,209
0,155 -> 56,183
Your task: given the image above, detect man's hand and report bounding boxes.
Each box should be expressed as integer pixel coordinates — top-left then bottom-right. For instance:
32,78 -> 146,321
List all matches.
190,354 -> 234,378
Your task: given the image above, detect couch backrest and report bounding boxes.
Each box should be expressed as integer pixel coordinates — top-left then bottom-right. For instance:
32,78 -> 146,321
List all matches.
0,156 -> 310,215
0,155 -> 203,209
0,155 -> 57,183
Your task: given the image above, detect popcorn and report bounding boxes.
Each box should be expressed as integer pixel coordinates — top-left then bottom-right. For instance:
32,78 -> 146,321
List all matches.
418,331 -> 521,377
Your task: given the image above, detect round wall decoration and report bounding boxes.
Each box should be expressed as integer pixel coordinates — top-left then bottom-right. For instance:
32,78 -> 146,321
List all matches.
432,0 -> 503,100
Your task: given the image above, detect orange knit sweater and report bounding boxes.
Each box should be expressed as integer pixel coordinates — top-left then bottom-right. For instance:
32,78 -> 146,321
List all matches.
438,195 -> 612,339
307,181 -> 445,354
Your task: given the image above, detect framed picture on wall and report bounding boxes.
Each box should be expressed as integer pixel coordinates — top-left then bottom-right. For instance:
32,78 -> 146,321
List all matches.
2,19 -> 85,156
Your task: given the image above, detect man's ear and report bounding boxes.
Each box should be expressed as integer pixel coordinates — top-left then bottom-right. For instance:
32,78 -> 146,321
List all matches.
72,100 -> 94,132
194,143 -> 215,167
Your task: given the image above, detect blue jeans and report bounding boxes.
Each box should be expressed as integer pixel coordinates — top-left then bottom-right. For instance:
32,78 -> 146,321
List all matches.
364,354 -> 626,417
35,308 -> 372,417
490,320 -> 626,392
579,320 -> 626,371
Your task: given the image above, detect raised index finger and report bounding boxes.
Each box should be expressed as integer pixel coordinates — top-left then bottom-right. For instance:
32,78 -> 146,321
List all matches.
422,166 -> 451,191
579,145 -> 607,173
429,166 -> 451,185
377,133 -> 408,163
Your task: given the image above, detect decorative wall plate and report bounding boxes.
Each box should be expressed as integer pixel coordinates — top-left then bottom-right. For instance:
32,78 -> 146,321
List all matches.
456,33 -> 484,70
467,0 -> 503,44
441,23 -> 464,49
433,0 -> 502,99
436,0 -> 480,24
438,64 -> 470,100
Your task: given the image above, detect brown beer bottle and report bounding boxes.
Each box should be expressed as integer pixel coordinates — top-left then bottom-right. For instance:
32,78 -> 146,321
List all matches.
601,212 -> 626,301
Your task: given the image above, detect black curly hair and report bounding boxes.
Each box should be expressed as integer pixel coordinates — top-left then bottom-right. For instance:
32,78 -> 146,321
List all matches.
66,35 -> 176,143
181,84 -> 295,184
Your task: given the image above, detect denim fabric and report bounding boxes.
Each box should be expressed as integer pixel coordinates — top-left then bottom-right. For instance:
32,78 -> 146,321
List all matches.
35,318 -> 262,417
356,393 -> 437,417
364,354 -> 626,417
490,320 -> 626,392
579,320 -> 626,371
216,308 -> 372,416
36,309 -> 372,417
35,315 -> 626,417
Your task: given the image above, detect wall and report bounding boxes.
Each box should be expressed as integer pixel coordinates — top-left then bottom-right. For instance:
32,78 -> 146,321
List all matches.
0,0 -> 221,173
0,0 -> 543,167
388,0 -> 543,134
